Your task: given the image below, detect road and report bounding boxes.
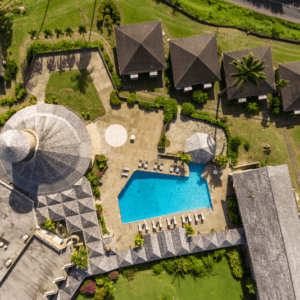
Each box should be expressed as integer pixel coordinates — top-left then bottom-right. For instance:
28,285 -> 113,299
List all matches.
223,0 -> 300,24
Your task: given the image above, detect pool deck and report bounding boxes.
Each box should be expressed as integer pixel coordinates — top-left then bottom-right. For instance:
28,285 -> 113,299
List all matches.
95,104 -> 236,251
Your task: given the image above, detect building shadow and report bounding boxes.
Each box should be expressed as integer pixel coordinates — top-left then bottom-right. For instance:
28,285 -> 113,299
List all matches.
8,190 -> 33,214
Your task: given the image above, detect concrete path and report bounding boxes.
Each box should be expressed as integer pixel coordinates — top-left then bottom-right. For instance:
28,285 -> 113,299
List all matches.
24,48 -> 113,112
224,0 -> 300,24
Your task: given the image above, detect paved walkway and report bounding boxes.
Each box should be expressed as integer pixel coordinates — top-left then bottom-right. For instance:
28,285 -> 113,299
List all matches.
224,0 -> 300,24
24,48 -> 113,112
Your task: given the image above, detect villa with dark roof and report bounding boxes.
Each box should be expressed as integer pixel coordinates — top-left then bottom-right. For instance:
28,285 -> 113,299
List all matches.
223,46 -> 276,102
232,165 -> 300,300
279,61 -> 300,113
169,33 -> 221,92
114,21 -> 166,80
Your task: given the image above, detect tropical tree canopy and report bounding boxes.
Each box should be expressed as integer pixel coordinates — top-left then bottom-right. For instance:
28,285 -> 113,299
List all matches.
78,25 -> 87,35
28,29 -> 39,40
65,26 -> 74,37
43,28 -> 53,39
54,27 -> 64,39
230,52 -> 267,92
276,79 -> 290,89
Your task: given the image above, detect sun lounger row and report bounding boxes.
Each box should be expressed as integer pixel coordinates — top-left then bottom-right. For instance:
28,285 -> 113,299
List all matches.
139,160 -> 181,174
121,167 -> 130,177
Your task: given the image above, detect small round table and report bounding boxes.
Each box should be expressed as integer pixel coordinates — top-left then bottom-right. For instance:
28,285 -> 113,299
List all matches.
130,135 -> 135,141
213,170 -> 218,175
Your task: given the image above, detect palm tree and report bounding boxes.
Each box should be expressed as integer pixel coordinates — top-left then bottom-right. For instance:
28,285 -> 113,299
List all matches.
54,27 -> 64,39
78,25 -> 87,41
65,26 -> 74,40
28,29 -> 39,40
177,153 -> 192,163
43,28 -> 53,40
219,52 -> 267,96
276,79 -> 289,90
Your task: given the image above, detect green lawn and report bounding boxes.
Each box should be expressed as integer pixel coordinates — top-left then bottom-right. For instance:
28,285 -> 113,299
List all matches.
75,256 -> 244,300
45,70 -> 105,121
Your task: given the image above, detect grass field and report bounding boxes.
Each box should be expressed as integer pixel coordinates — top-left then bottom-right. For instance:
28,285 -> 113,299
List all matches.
75,256 -> 244,300
45,70 -> 105,120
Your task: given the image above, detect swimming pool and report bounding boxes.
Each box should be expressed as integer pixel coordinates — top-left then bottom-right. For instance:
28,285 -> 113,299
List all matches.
118,163 -> 212,223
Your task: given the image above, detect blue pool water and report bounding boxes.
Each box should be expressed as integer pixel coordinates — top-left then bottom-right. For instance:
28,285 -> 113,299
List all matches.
118,163 -> 212,223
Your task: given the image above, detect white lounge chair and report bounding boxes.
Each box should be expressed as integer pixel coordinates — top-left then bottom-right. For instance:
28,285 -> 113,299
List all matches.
121,172 -> 128,177
181,215 -> 185,224
53,235 -> 63,245
201,212 -> 205,221
123,167 -> 130,172
154,162 -> 158,170
160,163 -> 164,171
152,221 -> 156,230
159,219 -> 162,229
173,216 -> 177,226
188,214 -> 192,223
166,217 -> 171,228
194,213 -> 199,222
138,224 -> 142,232
176,165 -> 180,174
138,160 -> 142,168
144,161 -> 148,169
145,221 -> 149,231
170,165 -> 174,173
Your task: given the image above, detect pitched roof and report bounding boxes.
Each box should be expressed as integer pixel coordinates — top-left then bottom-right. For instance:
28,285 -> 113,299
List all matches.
232,165 -> 300,300
114,21 -> 166,75
223,46 -> 276,100
279,61 -> 300,111
169,34 -> 221,88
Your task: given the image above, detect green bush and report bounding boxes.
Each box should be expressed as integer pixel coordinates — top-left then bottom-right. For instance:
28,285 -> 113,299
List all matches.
42,219 -> 55,230
111,72 -> 122,90
181,103 -> 195,116
270,96 -> 282,116
193,110 -> 210,117
192,90 -> 208,104
97,0 -> 121,23
213,249 -> 227,261
127,93 -> 137,105
184,223 -> 195,235
26,40 -> 104,65
158,135 -> 166,147
215,155 -> 229,165
134,233 -> 144,246
103,53 -> 110,64
138,101 -> 153,110
107,62 -> 114,72
244,141 -> 251,151
154,96 -> 178,122
4,59 -> 18,83
152,263 -> 164,275
227,196 -> 238,208
226,249 -> 244,279
71,247 -> 89,269
165,77 -> 172,89
100,216 -> 109,235
110,90 -> 122,105
231,137 -> 242,148
245,102 -> 259,114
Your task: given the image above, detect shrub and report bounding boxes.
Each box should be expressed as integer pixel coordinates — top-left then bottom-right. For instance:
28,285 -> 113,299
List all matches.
96,155 -> 109,170
245,102 -> 259,114
97,0 -> 121,23
181,103 -> 195,116
81,112 -> 85,118
103,53 -> 110,64
178,153 -> 192,163
152,263 -> 164,275
4,59 -> 18,83
184,223 -> 195,235
246,277 -> 256,294
244,141 -> 250,151
139,101 -> 153,110
192,90 -> 208,104
165,77 -> 172,89
107,62 -> 114,72
93,187 -> 100,197
104,280 -> 116,296
116,20 -> 120,26
45,98 -> 51,104
154,96 -> 178,122
80,280 -> 96,295
226,249 -> 244,279
122,268 -> 138,281
94,287 -> 106,300
111,72 -> 122,89
15,83 -> 23,96
193,110 -> 210,117
215,155 -> 229,165
42,219 -> 55,230
134,232 -> 144,246
71,247 -> 89,269
213,249 -> 227,261
158,135 -> 166,148
29,95 -> 37,105
108,271 -> 119,281
231,137 -> 242,148
100,216 -> 109,235
127,93 -> 137,105
163,111 -> 173,123
95,203 -> 103,219
270,96 -> 282,116
227,196 -> 238,208
53,99 -> 58,104
110,90 -> 122,105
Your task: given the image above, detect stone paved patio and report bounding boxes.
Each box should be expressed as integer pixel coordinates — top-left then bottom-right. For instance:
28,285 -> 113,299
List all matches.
95,105 -> 235,251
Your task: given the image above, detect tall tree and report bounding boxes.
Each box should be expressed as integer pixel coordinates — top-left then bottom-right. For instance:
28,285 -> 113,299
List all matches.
219,52 -> 267,96
28,29 -> 39,40
54,27 -> 64,39
65,26 -> 74,40
276,79 -> 290,90
43,28 -> 53,40
78,25 -> 87,41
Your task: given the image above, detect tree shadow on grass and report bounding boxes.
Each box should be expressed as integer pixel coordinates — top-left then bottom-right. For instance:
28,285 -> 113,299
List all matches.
70,69 -> 92,94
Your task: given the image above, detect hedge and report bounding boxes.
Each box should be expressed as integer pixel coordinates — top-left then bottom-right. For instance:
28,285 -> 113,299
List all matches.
110,90 -> 122,105
154,96 -> 178,123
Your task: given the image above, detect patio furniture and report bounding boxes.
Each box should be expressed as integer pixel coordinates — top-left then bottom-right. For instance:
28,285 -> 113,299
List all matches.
23,235 -> 29,242
213,170 -> 218,175
144,161 -> 148,169
176,165 -> 180,174
152,221 -> 156,230
130,74 -> 138,80
201,212 -> 205,221
145,221 -> 149,231
130,135 -> 135,141
121,172 -> 129,178
184,86 -> 192,92
159,219 -> 162,229
0,242 -> 4,248
194,213 -> 199,222
173,216 -> 177,226
5,259 -> 12,268
154,162 -> 158,170
188,214 -> 192,223
123,167 -> 130,172
181,215 -> 186,224
203,82 -> 212,89
53,235 -> 63,245
160,163 -> 164,171
138,224 -> 142,233
166,217 -> 171,228
138,160 -> 142,168
170,165 -> 174,173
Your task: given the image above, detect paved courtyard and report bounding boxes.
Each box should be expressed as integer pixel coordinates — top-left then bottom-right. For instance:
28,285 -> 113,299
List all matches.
95,105 -> 235,251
